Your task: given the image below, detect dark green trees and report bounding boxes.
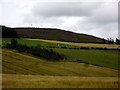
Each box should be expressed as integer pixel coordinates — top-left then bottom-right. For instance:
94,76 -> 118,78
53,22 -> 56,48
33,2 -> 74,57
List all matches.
2,26 -> 18,38
4,39 -> 66,61
116,38 -> 120,45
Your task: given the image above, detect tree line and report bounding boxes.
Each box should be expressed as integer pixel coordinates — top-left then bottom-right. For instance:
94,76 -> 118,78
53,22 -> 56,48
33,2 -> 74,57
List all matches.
102,38 -> 120,45
2,26 -> 18,38
3,39 -> 66,61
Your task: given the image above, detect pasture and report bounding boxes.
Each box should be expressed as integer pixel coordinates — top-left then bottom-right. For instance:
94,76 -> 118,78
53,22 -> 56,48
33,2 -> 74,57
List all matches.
2,38 -> 120,49
2,38 -> 119,69
2,49 -> 118,76
2,38 -> 119,88
28,38 -> 119,49
53,48 -> 119,69
2,38 -> 76,48
2,49 -> 119,88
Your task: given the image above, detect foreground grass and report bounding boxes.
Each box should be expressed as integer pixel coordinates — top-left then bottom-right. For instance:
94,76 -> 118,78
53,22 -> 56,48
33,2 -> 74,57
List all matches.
2,49 -> 119,88
2,74 -> 118,88
2,49 -> 118,77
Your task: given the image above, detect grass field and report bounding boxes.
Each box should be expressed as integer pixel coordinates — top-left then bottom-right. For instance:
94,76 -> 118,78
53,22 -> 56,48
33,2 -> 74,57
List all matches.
28,38 -> 119,49
53,48 -> 119,69
2,38 -> 120,49
2,39 -> 120,69
2,38 -> 119,88
2,49 -> 119,88
3,49 -> 118,76
2,38 -> 119,69
2,38 -> 77,48
3,74 -> 118,88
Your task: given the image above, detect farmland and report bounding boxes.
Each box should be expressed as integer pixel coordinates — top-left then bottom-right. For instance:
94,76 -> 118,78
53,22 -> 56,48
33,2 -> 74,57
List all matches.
2,38 -> 119,49
2,49 -> 118,88
3,49 -> 118,76
2,38 -> 119,88
3,74 -> 118,88
28,38 -> 119,49
2,38 -> 119,69
53,48 -> 119,69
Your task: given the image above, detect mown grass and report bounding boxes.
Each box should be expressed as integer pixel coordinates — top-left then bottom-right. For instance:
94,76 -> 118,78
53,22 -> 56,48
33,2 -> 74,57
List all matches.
2,49 -> 119,88
2,74 -> 118,88
2,49 -> 118,77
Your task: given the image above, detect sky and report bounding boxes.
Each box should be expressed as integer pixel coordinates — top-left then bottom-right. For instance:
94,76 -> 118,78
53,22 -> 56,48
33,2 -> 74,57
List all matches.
0,0 -> 119,40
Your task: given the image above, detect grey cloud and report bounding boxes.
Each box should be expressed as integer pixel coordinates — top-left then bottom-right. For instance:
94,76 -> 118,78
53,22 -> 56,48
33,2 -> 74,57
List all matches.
32,2 -> 101,17
24,15 -> 64,27
86,2 -> 118,24
74,20 -> 118,39
24,2 -> 117,39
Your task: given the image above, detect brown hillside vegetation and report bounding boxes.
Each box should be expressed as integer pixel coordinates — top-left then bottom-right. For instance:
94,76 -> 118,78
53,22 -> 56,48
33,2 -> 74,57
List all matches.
13,27 -> 109,43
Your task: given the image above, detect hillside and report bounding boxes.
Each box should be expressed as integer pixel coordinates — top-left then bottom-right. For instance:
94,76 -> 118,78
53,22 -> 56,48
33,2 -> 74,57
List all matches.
1,25 -> 110,43
3,38 -> 119,69
2,49 -> 118,76
2,49 -> 118,88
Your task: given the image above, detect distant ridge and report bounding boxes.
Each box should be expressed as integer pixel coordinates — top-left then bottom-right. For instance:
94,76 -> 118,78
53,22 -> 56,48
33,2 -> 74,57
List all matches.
2,25 -> 109,44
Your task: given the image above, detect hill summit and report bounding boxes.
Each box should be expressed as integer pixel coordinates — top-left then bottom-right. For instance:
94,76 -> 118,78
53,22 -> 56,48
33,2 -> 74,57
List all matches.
1,25 -> 109,44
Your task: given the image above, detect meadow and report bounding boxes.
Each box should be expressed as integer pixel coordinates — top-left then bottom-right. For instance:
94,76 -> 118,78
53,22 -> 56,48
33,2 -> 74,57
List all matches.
3,49 -> 118,76
53,48 -> 119,69
28,38 -> 119,49
2,49 -> 118,88
2,38 -> 119,49
2,38 -> 76,48
2,38 -> 119,88
2,38 -> 119,69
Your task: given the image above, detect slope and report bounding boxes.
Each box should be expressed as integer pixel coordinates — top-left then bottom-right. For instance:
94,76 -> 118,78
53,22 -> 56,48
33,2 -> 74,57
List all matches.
2,49 -> 118,77
1,25 -> 110,43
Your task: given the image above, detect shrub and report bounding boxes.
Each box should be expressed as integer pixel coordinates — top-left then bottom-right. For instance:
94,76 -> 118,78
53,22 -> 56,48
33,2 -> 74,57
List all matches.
4,39 -> 66,61
80,47 -> 90,49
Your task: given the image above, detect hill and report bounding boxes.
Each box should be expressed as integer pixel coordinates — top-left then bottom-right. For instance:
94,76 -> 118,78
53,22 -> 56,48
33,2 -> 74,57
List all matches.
2,49 -> 118,88
1,25 -> 110,43
3,49 -> 118,76
3,38 -> 119,69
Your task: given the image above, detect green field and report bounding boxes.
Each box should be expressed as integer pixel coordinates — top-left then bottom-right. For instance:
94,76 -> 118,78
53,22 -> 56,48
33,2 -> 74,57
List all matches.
2,38 -> 119,88
2,38 -> 119,49
2,38 -> 119,69
53,48 -> 119,69
2,38 -> 77,48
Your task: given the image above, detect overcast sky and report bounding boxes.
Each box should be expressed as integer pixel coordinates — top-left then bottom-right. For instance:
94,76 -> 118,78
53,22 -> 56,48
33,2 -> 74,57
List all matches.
0,0 -> 119,39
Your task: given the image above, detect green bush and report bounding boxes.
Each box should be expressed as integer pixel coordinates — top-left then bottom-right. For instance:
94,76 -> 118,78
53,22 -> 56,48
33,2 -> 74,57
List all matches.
3,39 -> 66,61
